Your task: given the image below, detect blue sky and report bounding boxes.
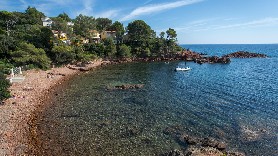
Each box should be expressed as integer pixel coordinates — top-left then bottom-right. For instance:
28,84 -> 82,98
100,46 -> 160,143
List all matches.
1,0 -> 278,44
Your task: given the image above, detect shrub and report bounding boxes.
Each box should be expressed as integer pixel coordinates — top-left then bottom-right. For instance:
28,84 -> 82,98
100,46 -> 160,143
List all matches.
118,44 -> 131,58
51,45 -> 75,65
0,72 -> 10,101
10,42 -> 51,69
0,61 -> 13,74
74,46 -> 97,62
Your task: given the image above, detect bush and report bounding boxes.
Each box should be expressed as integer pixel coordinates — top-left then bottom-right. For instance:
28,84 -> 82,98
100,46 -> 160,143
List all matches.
0,60 -> 13,74
118,44 -> 131,58
74,46 -> 97,62
10,42 -> 51,69
51,45 -> 75,65
0,72 -> 10,101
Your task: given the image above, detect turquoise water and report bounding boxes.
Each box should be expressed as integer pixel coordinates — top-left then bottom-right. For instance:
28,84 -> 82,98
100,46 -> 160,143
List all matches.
33,45 -> 278,155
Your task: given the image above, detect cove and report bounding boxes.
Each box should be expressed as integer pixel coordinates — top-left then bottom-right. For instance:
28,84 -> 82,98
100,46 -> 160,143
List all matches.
30,60 -> 278,155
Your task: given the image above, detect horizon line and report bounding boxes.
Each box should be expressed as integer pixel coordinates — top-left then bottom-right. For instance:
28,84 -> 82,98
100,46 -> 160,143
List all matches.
179,43 -> 278,45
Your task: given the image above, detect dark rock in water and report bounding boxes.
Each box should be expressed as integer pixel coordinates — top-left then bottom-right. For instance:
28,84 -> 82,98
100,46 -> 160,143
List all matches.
223,51 -> 267,58
227,151 -> 246,156
114,84 -> 144,90
141,137 -> 152,145
159,149 -> 185,156
179,134 -> 200,145
216,142 -> 227,150
163,125 -> 184,136
121,126 -> 142,138
201,137 -> 226,150
163,125 -> 246,155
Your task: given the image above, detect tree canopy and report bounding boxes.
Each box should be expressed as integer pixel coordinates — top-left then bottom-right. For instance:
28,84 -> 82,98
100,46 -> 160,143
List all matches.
96,18 -> 112,32
73,14 -> 96,38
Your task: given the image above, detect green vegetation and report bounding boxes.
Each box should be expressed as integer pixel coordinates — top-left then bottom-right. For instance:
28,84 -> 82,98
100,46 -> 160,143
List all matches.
0,7 -> 183,101
0,72 -> 10,101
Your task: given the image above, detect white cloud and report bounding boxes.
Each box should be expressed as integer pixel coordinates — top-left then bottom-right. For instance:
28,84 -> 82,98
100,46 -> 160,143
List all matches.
214,17 -> 278,30
120,0 -> 204,21
77,0 -> 95,16
143,0 -> 153,5
19,0 -> 28,8
95,10 -> 120,18
173,17 -> 278,33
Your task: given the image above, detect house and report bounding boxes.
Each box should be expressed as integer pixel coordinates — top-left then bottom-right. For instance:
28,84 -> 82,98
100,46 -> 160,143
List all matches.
100,31 -> 116,40
52,30 -> 70,44
67,22 -> 74,26
41,17 -> 53,27
89,30 -> 101,43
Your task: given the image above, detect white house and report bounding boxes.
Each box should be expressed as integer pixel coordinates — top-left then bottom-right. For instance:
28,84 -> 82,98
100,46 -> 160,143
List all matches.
67,22 -> 74,26
41,17 -> 53,27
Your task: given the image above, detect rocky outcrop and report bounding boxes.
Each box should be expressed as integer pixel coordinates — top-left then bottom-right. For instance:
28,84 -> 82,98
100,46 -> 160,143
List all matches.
223,51 -> 267,58
162,126 -> 245,156
181,50 -> 231,64
194,56 -> 231,64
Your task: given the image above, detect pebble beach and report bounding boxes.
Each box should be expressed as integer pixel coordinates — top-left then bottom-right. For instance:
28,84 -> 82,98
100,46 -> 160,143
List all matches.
0,60 -> 103,155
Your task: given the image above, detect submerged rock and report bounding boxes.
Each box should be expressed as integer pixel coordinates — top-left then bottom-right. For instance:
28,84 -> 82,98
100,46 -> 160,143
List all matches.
159,149 -> 185,156
114,84 -> 144,90
179,134 -> 200,145
163,125 -> 184,136
163,125 -> 245,155
201,137 -> 226,150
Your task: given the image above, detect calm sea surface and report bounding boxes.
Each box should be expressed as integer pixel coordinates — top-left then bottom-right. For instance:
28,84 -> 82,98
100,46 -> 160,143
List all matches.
33,44 -> 278,155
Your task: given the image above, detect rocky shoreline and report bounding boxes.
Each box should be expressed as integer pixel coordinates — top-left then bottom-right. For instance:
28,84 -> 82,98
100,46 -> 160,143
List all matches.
108,50 -> 267,65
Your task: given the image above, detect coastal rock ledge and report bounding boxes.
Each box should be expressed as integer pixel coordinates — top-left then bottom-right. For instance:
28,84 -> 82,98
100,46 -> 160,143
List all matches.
223,51 -> 267,58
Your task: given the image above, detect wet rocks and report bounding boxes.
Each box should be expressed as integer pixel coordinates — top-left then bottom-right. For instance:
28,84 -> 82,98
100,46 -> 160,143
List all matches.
163,126 -> 245,156
179,134 -> 200,145
201,137 -> 226,150
223,51 -> 267,58
163,125 -> 184,136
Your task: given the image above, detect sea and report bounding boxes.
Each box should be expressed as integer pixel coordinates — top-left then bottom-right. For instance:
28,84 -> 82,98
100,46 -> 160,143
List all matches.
32,44 -> 278,155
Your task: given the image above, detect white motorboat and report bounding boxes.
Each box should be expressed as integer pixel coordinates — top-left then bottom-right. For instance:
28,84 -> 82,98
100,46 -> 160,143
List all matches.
175,67 -> 191,71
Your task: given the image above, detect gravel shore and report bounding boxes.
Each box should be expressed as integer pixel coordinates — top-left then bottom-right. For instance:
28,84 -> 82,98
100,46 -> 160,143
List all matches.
0,60 -> 103,155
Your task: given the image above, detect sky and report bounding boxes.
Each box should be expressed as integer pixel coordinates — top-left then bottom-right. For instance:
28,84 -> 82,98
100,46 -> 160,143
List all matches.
1,0 -> 278,44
